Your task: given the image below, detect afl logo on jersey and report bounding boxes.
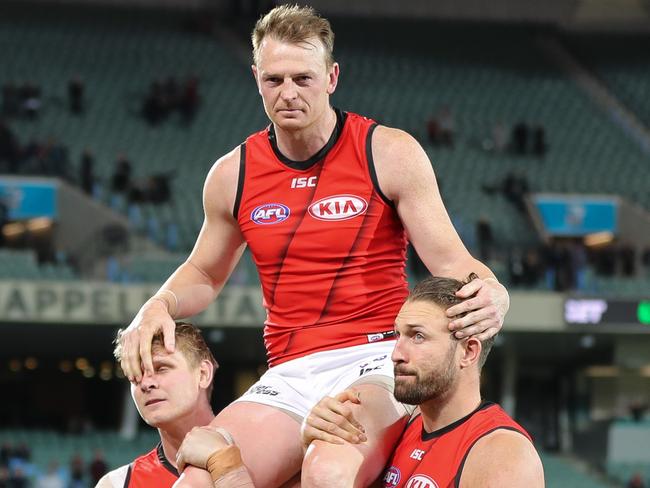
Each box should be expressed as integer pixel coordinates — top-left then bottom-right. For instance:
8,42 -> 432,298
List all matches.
404,475 -> 438,488
251,203 -> 290,225
383,466 -> 401,486
308,194 -> 368,221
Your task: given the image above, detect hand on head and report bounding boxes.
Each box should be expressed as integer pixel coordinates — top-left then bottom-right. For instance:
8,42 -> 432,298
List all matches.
446,277 -> 508,341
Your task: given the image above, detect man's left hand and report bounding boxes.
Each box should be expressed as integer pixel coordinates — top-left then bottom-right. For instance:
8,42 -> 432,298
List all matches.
446,277 -> 509,340
176,427 -> 230,472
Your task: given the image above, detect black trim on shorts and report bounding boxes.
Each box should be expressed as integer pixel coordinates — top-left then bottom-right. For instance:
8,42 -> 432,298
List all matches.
232,142 -> 246,219
421,401 -> 494,441
122,463 -> 133,488
157,442 -> 179,477
365,123 -> 394,208
268,107 -> 346,170
453,426 -> 529,488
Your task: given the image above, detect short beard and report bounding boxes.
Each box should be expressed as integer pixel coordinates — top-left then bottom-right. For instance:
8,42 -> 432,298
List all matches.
393,342 -> 458,405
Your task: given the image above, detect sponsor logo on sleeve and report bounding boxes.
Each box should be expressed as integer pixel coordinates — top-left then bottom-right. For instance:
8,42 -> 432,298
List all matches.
251,203 -> 290,225
308,194 -> 367,221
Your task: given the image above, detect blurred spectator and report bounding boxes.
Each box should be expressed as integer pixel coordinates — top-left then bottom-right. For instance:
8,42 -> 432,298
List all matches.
0,443 -> 10,467
39,138 -> 70,178
426,105 -> 454,147
21,82 -> 42,119
0,466 -> 8,488
522,247 -> 543,286
426,116 -> 441,145
627,473 -> 646,488
12,445 -> 29,463
483,120 -> 508,153
642,247 -> 650,274
111,153 -> 132,194
68,75 -> 84,115
89,450 -> 108,485
69,454 -> 84,488
502,171 -> 530,214
512,121 -> 529,155
619,243 -> 636,276
438,105 -> 455,147
80,149 -> 95,195
163,76 -> 180,112
146,172 -> 172,204
569,240 -> 588,291
9,466 -> 28,488
0,199 -> 8,248
1,83 -> 20,118
629,400 -> 648,422
142,81 -> 167,126
181,75 -> 200,124
476,216 -> 493,262
36,462 -> 65,488
0,120 -> 20,173
532,125 -> 547,157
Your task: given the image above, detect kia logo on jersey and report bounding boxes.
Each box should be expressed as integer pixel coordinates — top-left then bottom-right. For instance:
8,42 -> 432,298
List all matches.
404,475 -> 438,488
308,194 -> 368,221
251,203 -> 290,225
382,466 -> 401,487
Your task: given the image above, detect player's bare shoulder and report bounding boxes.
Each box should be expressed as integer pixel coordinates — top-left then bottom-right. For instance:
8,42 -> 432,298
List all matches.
460,428 -> 544,487
370,125 -> 435,203
204,145 -> 242,219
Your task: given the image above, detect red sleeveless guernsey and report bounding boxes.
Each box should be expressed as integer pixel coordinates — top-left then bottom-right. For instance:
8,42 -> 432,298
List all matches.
235,110 -> 408,366
381,402 -> 533,488
122,444 -> 178,487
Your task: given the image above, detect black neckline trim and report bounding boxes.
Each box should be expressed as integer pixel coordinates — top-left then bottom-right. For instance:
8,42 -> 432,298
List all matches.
421,400 -> 494,441
268,107 -> 347,170
156,442 -> 179,477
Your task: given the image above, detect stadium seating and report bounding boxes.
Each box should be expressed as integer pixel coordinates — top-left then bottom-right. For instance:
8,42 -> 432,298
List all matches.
0,428 -> 159,484
565,33 -> 650,129
2,9 -> 649,295
0,249 -> 75,280
0,428 -> 623,488
540,451 -> 615,488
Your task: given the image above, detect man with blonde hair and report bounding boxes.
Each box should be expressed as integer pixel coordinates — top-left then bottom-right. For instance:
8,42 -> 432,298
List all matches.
118,5 -> 510,487
97,323 -> 219,487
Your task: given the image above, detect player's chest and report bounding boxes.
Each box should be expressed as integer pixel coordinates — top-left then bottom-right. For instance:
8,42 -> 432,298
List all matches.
383,441 -> 455,488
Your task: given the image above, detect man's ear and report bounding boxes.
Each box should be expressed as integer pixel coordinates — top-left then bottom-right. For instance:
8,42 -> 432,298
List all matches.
198,359 -> 215,390
326,62 -> 340,95
252,65 -> 262,95
459,337 -> 482,369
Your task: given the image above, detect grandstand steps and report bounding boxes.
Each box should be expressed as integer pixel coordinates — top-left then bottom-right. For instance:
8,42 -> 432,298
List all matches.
54,178 -> 171,280
536,35 -> 650,155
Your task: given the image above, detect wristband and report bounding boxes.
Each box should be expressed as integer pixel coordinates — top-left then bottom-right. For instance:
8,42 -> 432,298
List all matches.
206,445 -> 244,482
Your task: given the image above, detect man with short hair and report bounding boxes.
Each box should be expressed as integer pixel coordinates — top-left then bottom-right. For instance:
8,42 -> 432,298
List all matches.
302,274 -> 544,487
118,5 -> 510,487
96,323 -> 218,487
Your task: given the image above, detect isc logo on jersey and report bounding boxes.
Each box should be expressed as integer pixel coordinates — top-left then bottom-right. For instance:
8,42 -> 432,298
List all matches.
404,475 -> 438,488
382,466 -> 401,487
308,194 -> 368,221
251,203 -> 290,225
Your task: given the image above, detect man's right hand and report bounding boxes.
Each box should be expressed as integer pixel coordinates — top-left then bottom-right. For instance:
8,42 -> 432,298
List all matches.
119,298 -> 177,383
301,389 -> 367,449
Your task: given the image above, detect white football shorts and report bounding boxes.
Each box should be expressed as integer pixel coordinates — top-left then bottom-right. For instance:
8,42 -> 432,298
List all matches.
233,340 -> 405,420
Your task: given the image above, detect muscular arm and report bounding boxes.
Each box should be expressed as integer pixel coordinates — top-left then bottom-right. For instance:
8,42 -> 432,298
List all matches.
459,430 -> 544,487
120,146 -> 246,381
161,146 -> 246,318
372,126 -> 509,338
